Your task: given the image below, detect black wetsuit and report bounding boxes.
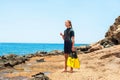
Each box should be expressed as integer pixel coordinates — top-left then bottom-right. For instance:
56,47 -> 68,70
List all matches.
64,28 -> 74,54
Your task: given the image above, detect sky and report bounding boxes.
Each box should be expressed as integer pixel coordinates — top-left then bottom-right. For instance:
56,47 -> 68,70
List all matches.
0,0 -> 120,44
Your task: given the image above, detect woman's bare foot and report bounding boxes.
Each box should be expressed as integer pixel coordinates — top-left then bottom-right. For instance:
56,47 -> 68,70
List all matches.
69,70 -> 73,73
62,70 -> 68,73
69,68 -> 73,73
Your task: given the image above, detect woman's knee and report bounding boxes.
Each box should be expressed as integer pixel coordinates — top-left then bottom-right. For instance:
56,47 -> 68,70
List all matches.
64,54 -> 68,59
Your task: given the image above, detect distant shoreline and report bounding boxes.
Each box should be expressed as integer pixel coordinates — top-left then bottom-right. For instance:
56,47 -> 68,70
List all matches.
0,43 -> 88,56
0,42 -> 89,45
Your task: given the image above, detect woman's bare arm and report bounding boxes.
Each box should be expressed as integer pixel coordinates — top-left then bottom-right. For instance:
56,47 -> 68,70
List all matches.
60,33 -> 64,40
71,36 -> 75,51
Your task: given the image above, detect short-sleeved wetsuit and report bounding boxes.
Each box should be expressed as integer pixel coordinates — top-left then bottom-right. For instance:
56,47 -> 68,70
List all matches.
64,28 -> 74,54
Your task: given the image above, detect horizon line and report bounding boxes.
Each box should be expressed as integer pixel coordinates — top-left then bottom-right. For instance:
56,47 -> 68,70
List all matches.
0,42 -> 89,44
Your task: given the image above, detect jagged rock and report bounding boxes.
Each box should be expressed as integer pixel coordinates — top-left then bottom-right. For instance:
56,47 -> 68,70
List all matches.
100,38 -> 115,48
40,52 -> 47,54
84,16 -> 120,53
35,51 -> 48,57
0,54 -> 31,68
48,50 -> 63,55
31,72 -> 50,80
4,59 -> 19,67
36,51 -> 47,54
104,16 -> 120,44
9,60 -> 18,66
76,46 -> 91,52
4,62 -> 13,67
15,56 -> 27,64
0,60 -> 5,69
89,44 -> 103,52
25,54 -> 34,58
3,54 -> 17,60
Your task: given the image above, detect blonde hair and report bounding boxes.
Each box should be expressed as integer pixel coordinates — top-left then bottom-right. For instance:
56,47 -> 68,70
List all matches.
67,20 -> 72,28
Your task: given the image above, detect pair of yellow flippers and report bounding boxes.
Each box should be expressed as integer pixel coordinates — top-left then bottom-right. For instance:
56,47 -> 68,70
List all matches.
67,51 -> 80,68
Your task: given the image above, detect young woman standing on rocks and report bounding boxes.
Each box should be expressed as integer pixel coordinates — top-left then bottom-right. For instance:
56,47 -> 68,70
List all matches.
60,20 -> 75,73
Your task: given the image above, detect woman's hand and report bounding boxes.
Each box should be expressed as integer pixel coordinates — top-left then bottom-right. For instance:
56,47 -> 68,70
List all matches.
60,33 -> 63,36
72,46 -> 75,51
60,33 -> 64,40
71,36 -> 75,51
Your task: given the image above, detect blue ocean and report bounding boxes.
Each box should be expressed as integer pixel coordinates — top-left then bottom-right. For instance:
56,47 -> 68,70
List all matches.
0,43 -> 87,56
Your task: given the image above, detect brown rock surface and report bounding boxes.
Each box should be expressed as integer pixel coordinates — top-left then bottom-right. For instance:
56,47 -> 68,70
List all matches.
0,45 -> 119,80
48,45 -> 120,80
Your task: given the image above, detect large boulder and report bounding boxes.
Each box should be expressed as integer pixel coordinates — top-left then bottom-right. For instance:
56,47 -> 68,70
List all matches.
4,57 -> 23,67
79,16 -> 120,53
105,16 -> 120,44
0,54 -> 30,68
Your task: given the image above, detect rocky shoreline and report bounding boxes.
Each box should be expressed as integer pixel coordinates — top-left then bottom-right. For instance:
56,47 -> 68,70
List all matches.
0,16 -> 120,80
0,50 -> 64,80
0,50 -> 63,69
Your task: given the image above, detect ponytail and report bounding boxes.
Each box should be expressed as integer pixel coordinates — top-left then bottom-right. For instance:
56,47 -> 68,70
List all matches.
67,20 -> 72,28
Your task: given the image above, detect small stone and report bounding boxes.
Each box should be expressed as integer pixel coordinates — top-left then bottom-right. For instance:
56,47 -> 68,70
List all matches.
36,58 -> 45,62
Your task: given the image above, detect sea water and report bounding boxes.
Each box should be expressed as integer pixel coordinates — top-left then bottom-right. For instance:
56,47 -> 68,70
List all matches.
0,43 -> 87,56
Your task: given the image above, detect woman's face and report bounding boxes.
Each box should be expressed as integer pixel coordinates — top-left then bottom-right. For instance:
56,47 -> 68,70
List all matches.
65,21 -> 71,28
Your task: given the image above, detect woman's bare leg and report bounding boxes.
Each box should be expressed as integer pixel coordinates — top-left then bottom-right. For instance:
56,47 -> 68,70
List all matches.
69,67 -> 73,73
63,53 -> 68,72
